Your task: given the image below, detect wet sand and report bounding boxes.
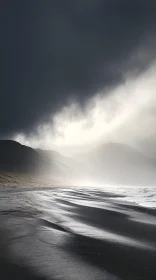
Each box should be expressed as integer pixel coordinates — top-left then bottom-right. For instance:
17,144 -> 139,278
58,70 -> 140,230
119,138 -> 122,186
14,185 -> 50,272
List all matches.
0,188 -> 156,280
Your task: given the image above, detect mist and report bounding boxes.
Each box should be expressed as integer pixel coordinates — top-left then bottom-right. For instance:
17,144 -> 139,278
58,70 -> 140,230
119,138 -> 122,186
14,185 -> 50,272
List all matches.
1,2 -> 156,278
14,62 -> 156,158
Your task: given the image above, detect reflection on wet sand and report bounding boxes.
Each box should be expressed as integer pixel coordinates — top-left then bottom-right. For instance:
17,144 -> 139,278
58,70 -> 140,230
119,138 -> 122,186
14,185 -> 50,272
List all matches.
0,188 -> 156,280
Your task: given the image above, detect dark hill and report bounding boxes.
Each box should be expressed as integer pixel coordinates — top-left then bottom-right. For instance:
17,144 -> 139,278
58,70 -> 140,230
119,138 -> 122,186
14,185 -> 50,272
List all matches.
0,140 -> 47,174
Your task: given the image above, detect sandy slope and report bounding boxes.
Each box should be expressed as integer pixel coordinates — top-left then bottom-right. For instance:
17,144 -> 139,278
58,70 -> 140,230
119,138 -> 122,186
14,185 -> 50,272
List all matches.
0,171 -> 65,189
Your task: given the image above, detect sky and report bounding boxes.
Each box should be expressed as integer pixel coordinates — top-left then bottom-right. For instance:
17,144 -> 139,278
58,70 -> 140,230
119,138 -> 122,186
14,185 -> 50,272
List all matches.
1,1 -> 156,155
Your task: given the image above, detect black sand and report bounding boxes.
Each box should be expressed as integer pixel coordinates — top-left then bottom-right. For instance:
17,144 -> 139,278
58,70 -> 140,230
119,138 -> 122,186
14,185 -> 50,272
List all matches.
0,188 -> 156,280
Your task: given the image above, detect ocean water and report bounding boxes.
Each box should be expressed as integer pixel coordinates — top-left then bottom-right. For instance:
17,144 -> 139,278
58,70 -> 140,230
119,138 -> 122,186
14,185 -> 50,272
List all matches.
97,185 -> 156,208
32,185 -> 156,210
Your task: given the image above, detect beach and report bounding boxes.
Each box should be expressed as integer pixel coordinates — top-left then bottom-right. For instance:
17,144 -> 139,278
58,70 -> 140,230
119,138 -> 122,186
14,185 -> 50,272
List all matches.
0,187 -> 156,280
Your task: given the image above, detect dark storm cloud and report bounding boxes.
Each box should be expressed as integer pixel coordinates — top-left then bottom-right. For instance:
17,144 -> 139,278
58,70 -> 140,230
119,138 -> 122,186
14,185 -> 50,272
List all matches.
1,0 -> 156,136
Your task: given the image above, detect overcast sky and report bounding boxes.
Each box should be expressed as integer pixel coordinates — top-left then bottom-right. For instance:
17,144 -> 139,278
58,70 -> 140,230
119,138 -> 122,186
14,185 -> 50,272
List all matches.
1,1 -> 156,155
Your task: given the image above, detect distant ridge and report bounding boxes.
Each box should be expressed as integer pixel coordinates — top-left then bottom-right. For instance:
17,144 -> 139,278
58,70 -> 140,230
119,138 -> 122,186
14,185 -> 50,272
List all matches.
0,140 -> 156,186
74,142 -> 156,185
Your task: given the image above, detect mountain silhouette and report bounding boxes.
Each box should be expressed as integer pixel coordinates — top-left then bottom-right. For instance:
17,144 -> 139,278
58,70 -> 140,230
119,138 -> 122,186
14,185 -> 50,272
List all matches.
0,140 -> 46,174
74,143 -> 156,185
0,140 -> 156,186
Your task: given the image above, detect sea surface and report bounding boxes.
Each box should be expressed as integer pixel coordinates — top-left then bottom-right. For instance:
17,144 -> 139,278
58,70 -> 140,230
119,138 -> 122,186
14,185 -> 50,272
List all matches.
0,185 -> 156,280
